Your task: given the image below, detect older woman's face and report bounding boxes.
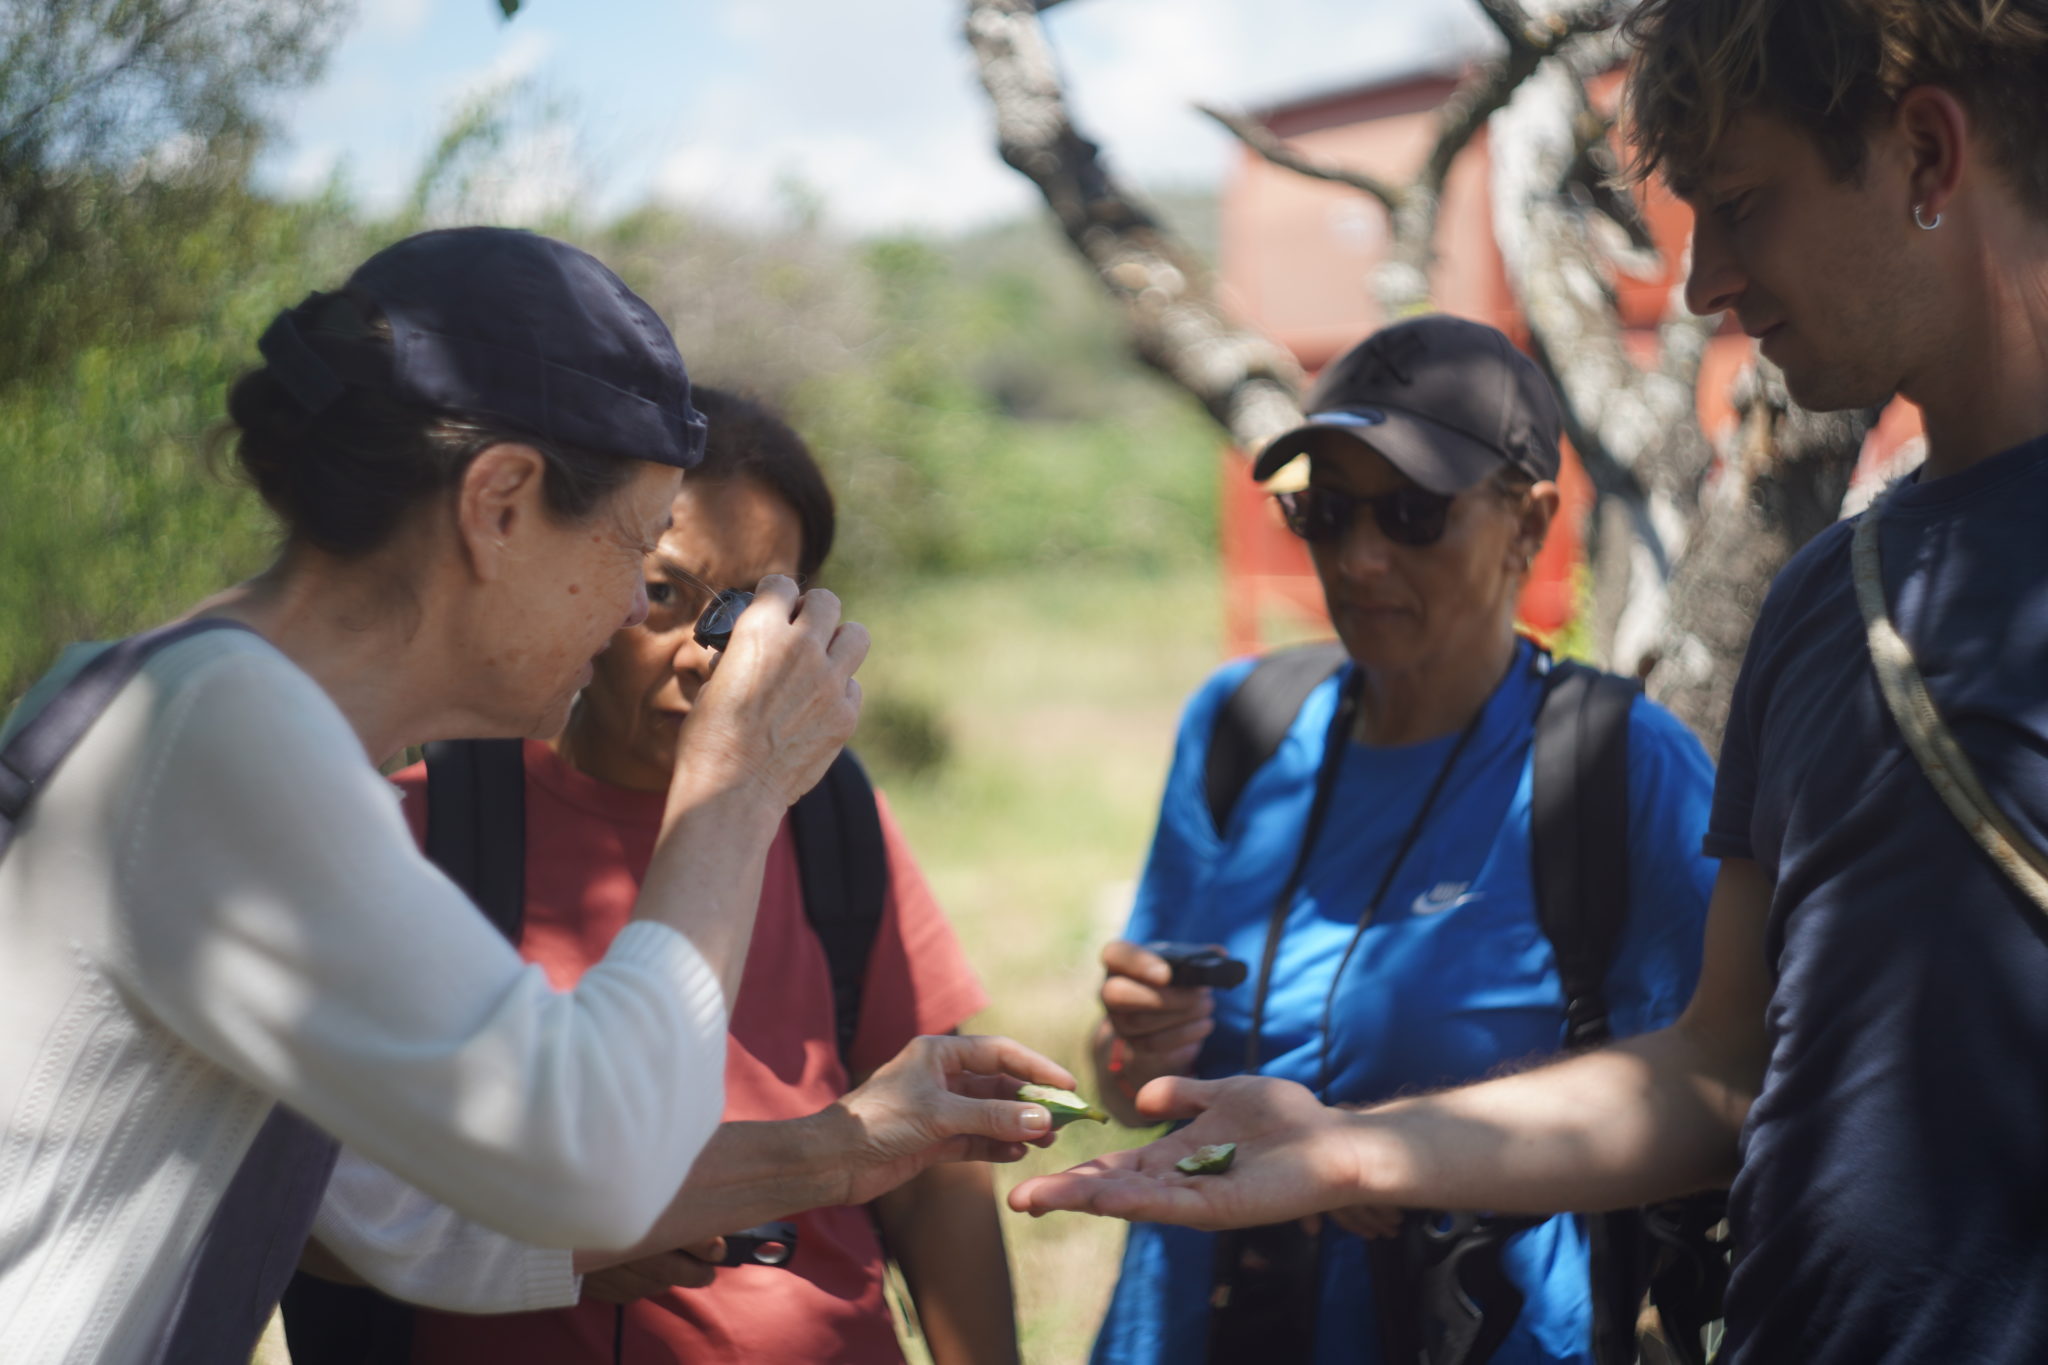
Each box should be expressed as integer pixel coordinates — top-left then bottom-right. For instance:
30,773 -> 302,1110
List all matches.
571,476 -> 805,792
1301,432 -> 1549,679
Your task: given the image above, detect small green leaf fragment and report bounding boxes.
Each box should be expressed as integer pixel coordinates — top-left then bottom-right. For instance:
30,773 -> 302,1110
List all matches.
497,0 -> 520,17
1016,1083 -> 1109,1128
1175,1143 -> 1237,1175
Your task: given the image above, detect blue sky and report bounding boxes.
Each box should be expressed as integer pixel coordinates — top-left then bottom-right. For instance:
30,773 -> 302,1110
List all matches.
264,0 -> 1493,234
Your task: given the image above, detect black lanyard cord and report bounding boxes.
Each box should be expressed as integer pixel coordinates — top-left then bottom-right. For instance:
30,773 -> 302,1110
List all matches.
1243,668 -> 1363,1072
1240,666 -> 1491,1084
1311,705 -> 1484,1099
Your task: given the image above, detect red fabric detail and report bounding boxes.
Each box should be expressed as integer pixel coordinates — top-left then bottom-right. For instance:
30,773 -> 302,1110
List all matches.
387,741 -> 988,1364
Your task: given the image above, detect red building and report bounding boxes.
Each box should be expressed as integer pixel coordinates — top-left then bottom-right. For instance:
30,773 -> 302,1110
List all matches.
1214,64 -> 1923,656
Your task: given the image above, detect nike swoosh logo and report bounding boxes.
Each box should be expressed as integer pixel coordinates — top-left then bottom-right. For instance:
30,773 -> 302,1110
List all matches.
1410,882 -> 1480,917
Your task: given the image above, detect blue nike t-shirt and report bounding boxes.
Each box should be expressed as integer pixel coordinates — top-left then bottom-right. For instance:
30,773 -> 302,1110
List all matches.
1093,639 -> 1718,1365
1707,436 -> 2048,1364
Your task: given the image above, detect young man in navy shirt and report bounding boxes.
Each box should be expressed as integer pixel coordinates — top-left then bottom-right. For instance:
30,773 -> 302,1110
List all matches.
1012,3 -> 2048,1361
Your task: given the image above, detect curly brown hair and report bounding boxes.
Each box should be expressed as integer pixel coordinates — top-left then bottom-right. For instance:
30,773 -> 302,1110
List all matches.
1622,0 -> 2048,210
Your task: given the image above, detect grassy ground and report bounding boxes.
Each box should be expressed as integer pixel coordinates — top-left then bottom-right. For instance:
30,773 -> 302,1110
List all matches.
853,566 -> 1225,1365
252,564 -> 1227,1365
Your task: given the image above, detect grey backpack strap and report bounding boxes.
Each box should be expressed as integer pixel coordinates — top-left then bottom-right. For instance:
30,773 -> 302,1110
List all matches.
155,1105 -> 341,1364
0,619 -> 257,861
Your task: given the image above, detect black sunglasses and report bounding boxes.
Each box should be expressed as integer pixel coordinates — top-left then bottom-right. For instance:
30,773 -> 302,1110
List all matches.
1274,485 -> 1454,548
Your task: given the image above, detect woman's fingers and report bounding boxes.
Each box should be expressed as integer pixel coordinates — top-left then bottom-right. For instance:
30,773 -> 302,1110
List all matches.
1118,1015 -> 1214,1057
1100,975 -> 1211,1020
632,1248 -> 719,1290
826,620 -> 871,674
927,1034 -> 1076,1092
784,580 -> 841,634
1132,1075 -> 1229,1123
1100,939 -> 1173,987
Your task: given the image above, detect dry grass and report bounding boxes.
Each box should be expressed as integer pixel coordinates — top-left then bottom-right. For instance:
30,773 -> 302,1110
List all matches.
855,567 -> 1223,1364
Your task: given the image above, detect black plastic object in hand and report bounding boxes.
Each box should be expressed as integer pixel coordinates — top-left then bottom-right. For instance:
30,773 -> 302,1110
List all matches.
714,1221 -> 798,1269
1147,942 -> 1249,989
693,589 -> 754,651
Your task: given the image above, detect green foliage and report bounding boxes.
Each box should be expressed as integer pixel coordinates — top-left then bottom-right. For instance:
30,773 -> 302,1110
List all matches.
0,0 -> 345,389
0,194 -> 365,702
1,59 -> 1223,729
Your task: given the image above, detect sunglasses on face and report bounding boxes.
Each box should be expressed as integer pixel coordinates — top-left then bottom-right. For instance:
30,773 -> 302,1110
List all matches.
1273,485 -> 1454,548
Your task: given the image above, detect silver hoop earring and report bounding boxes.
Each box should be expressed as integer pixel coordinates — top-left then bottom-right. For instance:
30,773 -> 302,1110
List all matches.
1914,203 -> 1943,231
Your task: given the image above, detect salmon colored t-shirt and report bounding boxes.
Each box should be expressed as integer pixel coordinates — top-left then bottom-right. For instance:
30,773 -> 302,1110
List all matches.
386,741 -> 988,1365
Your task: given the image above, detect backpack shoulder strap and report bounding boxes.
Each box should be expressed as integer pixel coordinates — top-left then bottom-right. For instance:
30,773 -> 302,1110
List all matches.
1204,641 -> 1349,837
1531,660 -> 1651,1365
789,749 -> 889,1069
422,738 -> 528,943
0,619 -> 257,862
1529,660 -> 1640,1048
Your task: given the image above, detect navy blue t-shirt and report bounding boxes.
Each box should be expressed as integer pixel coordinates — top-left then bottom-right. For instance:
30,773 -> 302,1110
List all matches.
1708,436 -> 2048,1364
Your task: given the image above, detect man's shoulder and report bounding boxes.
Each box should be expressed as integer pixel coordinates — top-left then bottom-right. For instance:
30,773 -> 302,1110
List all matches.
1762,517 -> 1858,625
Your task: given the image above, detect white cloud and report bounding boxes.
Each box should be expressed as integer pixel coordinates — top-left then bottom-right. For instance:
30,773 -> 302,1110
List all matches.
272,0 -> 1498,233
274,140 -> 344,197
646,0 -> 1493,232
446,26 -> 559,107
361,0 -> 432,41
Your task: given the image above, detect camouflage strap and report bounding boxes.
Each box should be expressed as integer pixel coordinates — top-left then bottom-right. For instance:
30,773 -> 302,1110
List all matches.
1853,497 -> 2048,911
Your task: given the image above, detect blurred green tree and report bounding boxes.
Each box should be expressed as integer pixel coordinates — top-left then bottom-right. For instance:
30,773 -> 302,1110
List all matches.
0,0 -> 354,701
0,0 -> 346,386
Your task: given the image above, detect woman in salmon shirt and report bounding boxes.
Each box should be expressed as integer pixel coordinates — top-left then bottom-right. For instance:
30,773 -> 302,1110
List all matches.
338,387 -> 1018,1365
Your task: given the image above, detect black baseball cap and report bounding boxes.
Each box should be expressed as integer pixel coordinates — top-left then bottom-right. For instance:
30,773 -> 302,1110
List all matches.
1252,315 -> 1561,492
256,227 -> 708,469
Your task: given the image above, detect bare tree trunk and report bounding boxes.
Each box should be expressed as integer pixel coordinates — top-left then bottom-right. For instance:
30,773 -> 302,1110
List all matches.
1489,48 -> 1715,671
964,0 -> 1304,453
1652,365 -> 1873,741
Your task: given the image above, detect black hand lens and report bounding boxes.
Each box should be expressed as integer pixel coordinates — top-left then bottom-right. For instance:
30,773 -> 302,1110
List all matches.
713,1221 -> 798,1269
1146,941 -> 1250,989
693,589 -> 754,651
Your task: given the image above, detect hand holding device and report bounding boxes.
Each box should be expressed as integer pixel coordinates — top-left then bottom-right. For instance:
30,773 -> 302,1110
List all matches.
1098,940 -> 1222,1100
672,574 -> 868,811
1147,941 -> 1249,989
714,1221 -> 797,1269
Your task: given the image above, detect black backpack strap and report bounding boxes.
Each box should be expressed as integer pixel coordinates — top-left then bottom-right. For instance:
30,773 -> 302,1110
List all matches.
1203,641 -> 1349,837
1529,660 -> 1640,1050
1530,662 -> 1732,1365
790,749 -> 889,1070
422,739 -> 528,942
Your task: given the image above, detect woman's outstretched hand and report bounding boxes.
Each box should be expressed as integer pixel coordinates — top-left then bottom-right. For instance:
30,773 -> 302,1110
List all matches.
831,1035 -> 1078,1209
1006,1074 -> 1369,1231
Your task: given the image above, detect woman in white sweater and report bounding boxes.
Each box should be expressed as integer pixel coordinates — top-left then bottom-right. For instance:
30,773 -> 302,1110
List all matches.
0,228 -> 1068,1364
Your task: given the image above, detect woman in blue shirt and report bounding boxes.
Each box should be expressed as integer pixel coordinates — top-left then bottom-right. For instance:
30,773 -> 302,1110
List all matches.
1088,317 -> 1717,1365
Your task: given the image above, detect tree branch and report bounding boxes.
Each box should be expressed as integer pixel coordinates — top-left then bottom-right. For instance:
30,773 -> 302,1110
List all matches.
1196,103 -> 1400,212
964,0 -> 1305,452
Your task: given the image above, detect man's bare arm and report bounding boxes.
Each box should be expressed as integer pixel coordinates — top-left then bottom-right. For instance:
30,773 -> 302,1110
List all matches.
1010,859 -> 1775,1226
